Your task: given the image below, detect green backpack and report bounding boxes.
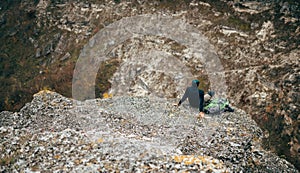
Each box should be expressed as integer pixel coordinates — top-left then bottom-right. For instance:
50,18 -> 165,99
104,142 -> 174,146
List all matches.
204,98 -> 230,114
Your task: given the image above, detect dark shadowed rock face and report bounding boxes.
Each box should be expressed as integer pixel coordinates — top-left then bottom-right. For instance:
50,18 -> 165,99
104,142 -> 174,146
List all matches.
0,90 -> 298,172
0,0 -> 299,170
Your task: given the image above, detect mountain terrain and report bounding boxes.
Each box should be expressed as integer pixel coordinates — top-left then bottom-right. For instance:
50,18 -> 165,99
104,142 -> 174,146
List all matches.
0,0 -> 299,170
0,90 -> 298,172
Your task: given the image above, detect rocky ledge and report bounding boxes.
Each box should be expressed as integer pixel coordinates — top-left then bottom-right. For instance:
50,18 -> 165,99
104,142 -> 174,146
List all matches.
0,90 -> 298,172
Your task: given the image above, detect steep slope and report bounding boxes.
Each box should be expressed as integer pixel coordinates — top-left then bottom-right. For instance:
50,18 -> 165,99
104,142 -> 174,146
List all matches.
0,0 -> 299,169
0,90 -> 298,172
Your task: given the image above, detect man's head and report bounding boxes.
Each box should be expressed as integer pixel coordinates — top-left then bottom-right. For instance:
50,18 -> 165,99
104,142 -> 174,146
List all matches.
192,79 -> 200,87
208,91 -> 215,97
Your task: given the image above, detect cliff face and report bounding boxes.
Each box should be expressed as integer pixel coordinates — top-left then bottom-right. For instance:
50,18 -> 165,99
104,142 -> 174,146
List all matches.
0,0 -> 299,169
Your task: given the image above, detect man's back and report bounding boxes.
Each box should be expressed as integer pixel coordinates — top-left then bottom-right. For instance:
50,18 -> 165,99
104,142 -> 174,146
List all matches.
178,80 -> 204,112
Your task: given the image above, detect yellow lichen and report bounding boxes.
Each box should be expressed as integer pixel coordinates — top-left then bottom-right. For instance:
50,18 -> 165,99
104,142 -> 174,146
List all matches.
97,138 -> 104,143
102,92 -> 113,99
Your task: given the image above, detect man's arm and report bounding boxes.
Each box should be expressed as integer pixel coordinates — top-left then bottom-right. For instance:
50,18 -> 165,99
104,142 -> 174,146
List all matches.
178,88 -> 189,106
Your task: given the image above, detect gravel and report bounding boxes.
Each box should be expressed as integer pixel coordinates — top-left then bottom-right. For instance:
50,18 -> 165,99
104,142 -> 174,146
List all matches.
0,90 -> 298,172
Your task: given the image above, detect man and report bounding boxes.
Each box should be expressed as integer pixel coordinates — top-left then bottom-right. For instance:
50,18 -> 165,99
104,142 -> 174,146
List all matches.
177,79 -> 205,118
204,90 -> 215,105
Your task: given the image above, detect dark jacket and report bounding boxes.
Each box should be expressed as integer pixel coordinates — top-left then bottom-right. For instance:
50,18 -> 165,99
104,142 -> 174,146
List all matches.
178,81 -> 204,112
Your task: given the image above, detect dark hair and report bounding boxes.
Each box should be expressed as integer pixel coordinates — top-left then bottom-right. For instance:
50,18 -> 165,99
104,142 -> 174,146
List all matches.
208,91 -> 215,97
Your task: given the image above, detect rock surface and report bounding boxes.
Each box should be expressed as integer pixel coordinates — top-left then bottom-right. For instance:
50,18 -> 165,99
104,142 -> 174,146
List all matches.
0,90 -> 298,172
0,0 -> 299,170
